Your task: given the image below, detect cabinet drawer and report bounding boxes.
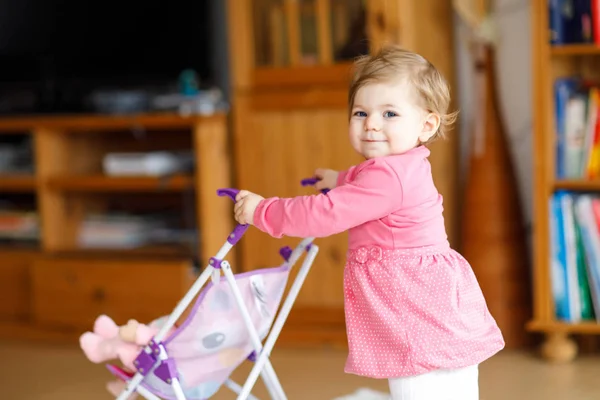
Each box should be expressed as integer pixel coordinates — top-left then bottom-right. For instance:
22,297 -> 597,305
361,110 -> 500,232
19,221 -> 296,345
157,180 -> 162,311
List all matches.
0,251 -> 35,319
31,257 -> 195,330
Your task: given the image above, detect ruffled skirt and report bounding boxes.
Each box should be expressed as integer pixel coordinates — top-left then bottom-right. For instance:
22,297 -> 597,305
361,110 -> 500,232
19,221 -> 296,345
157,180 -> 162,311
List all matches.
343,244 -> 505,378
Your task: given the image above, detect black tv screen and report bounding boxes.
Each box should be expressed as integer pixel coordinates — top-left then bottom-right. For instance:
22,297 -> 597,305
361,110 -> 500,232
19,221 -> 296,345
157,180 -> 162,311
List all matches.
0,0 -> 221,113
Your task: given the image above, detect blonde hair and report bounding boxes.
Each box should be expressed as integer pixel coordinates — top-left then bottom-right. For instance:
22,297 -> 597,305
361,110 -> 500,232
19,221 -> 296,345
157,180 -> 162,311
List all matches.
348,45 -> 458,142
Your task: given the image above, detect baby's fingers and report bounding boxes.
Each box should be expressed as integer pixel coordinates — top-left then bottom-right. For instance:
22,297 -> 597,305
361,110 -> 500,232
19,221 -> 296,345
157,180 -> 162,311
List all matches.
314,168 -> 327,179
235,190 -> 250,202
234,198 -> 244,213
234,203 -> 244,222
315,181 -> 326,190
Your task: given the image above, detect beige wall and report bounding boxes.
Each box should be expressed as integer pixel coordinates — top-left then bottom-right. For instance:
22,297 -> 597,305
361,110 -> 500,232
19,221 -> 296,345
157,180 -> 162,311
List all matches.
454,0 -> 533,252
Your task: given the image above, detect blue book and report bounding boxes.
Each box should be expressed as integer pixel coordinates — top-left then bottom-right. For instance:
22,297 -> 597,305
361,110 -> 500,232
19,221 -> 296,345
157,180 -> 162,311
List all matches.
554,77 -> 580,178
549,0 -> 565,44
550,191 -> 572,321
550,0 -> 593,44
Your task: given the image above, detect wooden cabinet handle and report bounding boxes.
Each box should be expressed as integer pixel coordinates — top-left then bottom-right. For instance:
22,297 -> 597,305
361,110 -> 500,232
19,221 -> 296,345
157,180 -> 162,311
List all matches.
92,287 -> 106,302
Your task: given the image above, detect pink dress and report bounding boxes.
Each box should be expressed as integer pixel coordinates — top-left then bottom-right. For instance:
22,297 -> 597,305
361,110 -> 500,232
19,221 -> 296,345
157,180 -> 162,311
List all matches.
253,145 -> 505,379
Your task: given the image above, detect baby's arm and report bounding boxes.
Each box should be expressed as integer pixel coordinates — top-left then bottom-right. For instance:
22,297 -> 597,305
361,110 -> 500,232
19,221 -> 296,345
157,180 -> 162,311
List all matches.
254,159 -> 402,238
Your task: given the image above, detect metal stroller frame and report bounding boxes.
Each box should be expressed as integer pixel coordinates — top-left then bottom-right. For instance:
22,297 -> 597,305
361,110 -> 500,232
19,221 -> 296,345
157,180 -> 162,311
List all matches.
112,180 -> 325,400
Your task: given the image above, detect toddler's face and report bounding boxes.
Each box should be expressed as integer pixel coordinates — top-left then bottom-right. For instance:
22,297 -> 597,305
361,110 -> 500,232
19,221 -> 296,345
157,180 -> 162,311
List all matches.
348,80 -> 436,159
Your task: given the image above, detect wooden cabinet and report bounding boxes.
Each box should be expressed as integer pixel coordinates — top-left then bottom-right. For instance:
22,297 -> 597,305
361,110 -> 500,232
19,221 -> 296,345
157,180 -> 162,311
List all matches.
0,250 -> 35,319
31,257 -> 194,330
226,0 -> 458,347
528,0 -> 600,361
250,0 -> 368,67
0,113 -> 233,342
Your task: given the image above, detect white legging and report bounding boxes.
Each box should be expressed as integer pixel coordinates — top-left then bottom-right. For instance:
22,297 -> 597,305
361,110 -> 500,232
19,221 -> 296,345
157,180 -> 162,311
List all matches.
388,365 -> 479,400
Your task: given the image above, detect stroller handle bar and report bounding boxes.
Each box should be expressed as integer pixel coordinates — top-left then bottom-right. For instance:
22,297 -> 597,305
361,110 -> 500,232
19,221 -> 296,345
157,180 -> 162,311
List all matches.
216,188 -> 240,202
218,177 -> 330,200
217,176 -> 330,203
216,177 -> 330,245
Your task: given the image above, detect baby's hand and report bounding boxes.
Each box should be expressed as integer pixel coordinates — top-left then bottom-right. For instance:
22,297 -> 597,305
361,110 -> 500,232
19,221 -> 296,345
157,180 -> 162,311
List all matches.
314,168 -> 339,191
234,190 -> 264,225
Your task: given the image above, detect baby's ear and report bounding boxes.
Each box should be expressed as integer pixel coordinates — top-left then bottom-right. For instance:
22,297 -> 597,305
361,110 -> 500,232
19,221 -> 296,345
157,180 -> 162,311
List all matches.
419,113 -> 441,143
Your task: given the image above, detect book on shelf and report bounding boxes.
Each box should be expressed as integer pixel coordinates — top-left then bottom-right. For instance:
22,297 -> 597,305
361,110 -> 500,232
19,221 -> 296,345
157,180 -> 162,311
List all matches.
554,76 -> 600,179
77,213 -> 196,250
0,210 -> 38,241
549,0 -> 596,45
549,191 -> 600,323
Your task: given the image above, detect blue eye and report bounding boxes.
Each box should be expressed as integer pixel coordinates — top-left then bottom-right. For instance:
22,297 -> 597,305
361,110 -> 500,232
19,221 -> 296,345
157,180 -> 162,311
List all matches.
383,111 -> 397,118
353,111 -> 367,117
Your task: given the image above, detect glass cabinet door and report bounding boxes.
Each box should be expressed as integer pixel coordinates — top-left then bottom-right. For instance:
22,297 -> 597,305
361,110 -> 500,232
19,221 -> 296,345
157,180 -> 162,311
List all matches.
252,0 -> 368,68
330,0 -> 369,63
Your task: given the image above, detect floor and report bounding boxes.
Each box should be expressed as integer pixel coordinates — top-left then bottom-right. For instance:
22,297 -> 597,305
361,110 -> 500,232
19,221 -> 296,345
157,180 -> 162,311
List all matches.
1,340 -> 599,400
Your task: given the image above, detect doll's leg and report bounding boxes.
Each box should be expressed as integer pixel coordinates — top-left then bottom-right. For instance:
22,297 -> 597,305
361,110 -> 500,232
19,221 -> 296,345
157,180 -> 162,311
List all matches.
387,365 -> 479,400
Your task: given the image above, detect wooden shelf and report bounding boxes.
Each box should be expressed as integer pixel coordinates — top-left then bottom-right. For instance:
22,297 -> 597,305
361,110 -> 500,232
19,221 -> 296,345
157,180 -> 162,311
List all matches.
527,320 -> 600,334
0,246 -> 39,255
554,179 -> 600,191
0,112 -> 224,133
0,175 -> 36,192
0,111 -> 234,345
46,175 -> 194,192
551,44 -> 600,56
49,244 -> 194,260
254,62 -> 354,88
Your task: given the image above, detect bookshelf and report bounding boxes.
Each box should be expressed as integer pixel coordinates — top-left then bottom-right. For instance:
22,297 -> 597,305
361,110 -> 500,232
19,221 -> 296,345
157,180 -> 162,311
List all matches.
551,44 -> 600,56
529,0 -> 600,361
0,112 -> 235,341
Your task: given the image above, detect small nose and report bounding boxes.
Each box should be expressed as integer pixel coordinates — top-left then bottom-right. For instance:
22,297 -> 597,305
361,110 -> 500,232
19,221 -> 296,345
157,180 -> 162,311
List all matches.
364,115 -> 381,131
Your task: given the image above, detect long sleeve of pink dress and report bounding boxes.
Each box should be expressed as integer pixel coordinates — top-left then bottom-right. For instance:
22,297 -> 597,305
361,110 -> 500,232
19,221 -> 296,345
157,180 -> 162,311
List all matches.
253,158 -> 403,239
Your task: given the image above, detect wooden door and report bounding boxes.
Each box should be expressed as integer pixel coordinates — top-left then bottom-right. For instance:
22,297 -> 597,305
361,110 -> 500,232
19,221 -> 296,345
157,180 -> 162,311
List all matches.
226,0 -> 457,346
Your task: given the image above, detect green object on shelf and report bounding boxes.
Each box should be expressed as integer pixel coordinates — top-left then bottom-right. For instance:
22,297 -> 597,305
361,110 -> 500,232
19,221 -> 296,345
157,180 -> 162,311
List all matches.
179,69 -> 199,96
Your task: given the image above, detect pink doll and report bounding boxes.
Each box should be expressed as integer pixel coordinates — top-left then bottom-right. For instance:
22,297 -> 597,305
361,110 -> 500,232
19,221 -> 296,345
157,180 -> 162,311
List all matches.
81,315 -> 179,399
79,315 -> 161,371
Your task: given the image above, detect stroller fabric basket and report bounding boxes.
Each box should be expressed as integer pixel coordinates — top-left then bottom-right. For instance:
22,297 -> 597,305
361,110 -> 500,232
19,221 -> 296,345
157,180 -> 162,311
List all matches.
98,184 -> 323,400
108,264 -> 292,399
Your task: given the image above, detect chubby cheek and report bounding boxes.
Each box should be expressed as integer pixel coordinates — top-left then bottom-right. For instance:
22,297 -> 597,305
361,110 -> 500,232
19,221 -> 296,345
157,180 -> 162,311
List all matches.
386,122 -> 418,151
348,126 -> 362,150
386,133 -> 407,149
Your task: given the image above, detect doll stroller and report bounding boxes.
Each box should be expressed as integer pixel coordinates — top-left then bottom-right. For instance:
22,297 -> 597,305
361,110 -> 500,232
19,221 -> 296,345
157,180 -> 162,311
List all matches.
106,181 -> 325,400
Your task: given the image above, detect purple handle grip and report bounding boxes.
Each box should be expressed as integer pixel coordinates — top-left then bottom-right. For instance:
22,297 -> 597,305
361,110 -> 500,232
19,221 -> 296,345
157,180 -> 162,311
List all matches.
217,188 -> 249,243
301,178 -> 319,186
301,177 -> 330,194
216,188 -> 239,201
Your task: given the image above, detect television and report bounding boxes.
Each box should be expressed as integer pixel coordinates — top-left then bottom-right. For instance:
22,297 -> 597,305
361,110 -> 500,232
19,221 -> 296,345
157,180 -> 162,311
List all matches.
0,0 -> 229,114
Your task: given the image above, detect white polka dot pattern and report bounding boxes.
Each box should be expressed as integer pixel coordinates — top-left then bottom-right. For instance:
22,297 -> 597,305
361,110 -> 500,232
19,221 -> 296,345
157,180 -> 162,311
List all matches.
343,244 -> 505,379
